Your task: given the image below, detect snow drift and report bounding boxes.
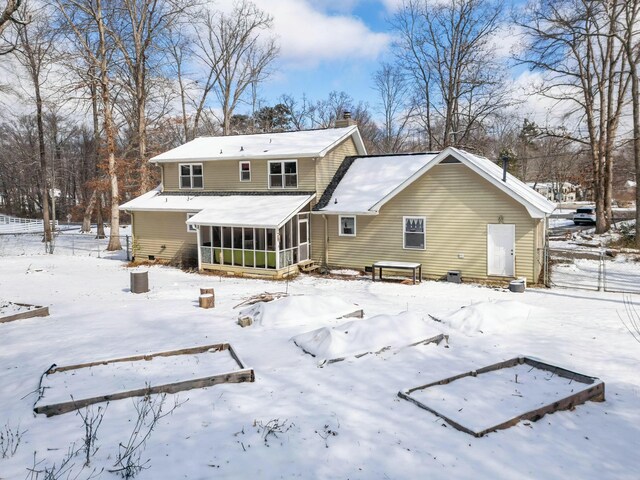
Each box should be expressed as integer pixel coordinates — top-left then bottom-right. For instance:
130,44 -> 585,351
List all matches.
435,300 -> 532,334
291,311 -> 443,362
237,295 -> 359,327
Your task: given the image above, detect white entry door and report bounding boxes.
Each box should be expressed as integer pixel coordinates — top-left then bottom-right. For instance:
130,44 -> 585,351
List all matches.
298,218 -> 309,262
487,224 -> 515,277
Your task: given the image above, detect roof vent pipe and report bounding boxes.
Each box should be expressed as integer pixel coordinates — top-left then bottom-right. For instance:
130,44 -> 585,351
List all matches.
501,154 -> 509,182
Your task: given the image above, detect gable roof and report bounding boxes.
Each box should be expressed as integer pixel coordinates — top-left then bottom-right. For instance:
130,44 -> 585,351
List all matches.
316,153 -> 439,214
150,126 -> 366,163
314,147 -> 555,218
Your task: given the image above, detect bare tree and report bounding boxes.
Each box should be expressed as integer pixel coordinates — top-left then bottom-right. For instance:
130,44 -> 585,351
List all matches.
194,0 -> 278,135
617,0 -> 640,246
279,93 -> 315,131
373,62 -> 414,153
0,0 -> 25,55
517,0 -> 630,233
13,3 -> 57,248
57,0 -> 122,250
109,0 -> 191,194
391,0 -> 511,149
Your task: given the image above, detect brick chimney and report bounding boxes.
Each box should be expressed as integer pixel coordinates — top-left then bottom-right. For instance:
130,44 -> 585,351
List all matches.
335,111 -> 356,128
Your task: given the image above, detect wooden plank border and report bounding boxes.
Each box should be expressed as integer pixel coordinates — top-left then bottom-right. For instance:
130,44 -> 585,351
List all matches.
295,333 -> 448,366
398,356 -> 605,437
34,343 -> 254,417
0,303 -> 49,324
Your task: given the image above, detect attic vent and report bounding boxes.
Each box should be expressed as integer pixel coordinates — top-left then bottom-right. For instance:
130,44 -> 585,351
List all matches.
439,157 -> 461,164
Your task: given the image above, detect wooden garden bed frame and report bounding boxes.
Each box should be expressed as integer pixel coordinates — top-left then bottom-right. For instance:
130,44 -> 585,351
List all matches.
398,356 -> 605,437
34,343 -> 254,417
296,333 -> 448,367
0,302 -> 49,323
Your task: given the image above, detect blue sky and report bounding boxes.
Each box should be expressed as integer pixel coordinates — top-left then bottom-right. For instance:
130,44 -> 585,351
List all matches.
251,0 -> 544,124
254,0 -> 399,112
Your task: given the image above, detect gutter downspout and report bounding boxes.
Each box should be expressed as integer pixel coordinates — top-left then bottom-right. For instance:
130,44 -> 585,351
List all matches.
323,214 -> 329,268
130,211 -> 135,261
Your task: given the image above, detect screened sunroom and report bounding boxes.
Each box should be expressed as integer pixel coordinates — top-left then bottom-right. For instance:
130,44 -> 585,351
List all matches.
186,194 -> 314,276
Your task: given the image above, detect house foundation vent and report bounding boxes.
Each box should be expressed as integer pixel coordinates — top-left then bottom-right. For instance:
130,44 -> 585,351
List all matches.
447,270 -> 462,283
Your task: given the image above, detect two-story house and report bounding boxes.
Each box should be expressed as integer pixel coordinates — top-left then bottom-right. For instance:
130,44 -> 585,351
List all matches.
120,123 -> 366,278
122,121 -> 555,283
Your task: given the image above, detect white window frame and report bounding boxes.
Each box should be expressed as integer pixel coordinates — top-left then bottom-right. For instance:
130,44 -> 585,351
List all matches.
338,215 -> 356,237
179,163 -> 204,189
239,161 -> 251,182
403,216 -> 426,250
268,160 -> 298,189
186,213 -> 197,232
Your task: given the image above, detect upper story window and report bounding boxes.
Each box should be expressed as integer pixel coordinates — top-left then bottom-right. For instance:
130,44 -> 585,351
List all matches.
339,215 -> 356,236
179,163 -> 203,189
268,160 -> 297,189
239,161 -> 251,182
403,216 -> 426,250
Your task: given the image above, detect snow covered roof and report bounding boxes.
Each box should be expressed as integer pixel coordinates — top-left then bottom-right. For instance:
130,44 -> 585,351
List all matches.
150,126 -> 366,163
120,189 -> 314,228
315,147 -> 555,218
319,153 -> 439,214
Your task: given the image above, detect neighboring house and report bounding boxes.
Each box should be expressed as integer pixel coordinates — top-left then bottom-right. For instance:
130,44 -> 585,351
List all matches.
527,182 -> 577,203
122,125 -> 555,283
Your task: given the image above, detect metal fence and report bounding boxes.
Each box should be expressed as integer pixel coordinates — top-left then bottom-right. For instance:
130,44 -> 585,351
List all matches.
546,246 -> 640,294
0,231 -> 131,261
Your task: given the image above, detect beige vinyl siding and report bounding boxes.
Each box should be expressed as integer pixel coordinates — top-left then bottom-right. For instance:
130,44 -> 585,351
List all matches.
311,163 -> 540,283
315,137 -> 358,196
132,211 -> 198,264
162,158 -> 316,192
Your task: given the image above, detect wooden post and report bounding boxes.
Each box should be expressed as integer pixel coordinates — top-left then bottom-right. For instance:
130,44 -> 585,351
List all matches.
200,288 -> 215,307
199,294 -> 214,309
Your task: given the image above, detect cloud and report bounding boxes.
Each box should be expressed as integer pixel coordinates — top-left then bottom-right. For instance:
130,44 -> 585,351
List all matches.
379,0 -> 404,12
266,0 -> 391,68
509,70 -> 576,127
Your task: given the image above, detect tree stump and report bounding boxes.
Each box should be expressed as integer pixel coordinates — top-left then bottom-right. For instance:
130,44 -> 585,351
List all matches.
130,270 -> 149,294
200,288 -> 215,307
199,294 -> 214,309
237,316 -> 253,328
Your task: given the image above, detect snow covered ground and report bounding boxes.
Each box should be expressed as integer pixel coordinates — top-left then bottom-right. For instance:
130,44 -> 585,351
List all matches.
1,253 -> 640,479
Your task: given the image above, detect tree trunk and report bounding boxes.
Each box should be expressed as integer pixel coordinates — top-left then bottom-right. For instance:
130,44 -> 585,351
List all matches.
96,194 -> 105,239
95,0 -> 121,251
81,189 -> 97,233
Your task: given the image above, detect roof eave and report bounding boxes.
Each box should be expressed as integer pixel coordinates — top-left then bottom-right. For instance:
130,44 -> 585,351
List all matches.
311,209 -> 378,216
149,152 -> 318,163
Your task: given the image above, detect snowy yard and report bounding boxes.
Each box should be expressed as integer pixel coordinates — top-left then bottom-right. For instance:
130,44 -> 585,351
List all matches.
1,254 -> 640,479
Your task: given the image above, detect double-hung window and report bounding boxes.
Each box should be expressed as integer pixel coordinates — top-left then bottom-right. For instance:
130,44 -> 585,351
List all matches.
339,215 -> 356,236
239,161 -> 251,182
403,216 -> 426,249
179,163 -> 203,189
269,160 -> 297,188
